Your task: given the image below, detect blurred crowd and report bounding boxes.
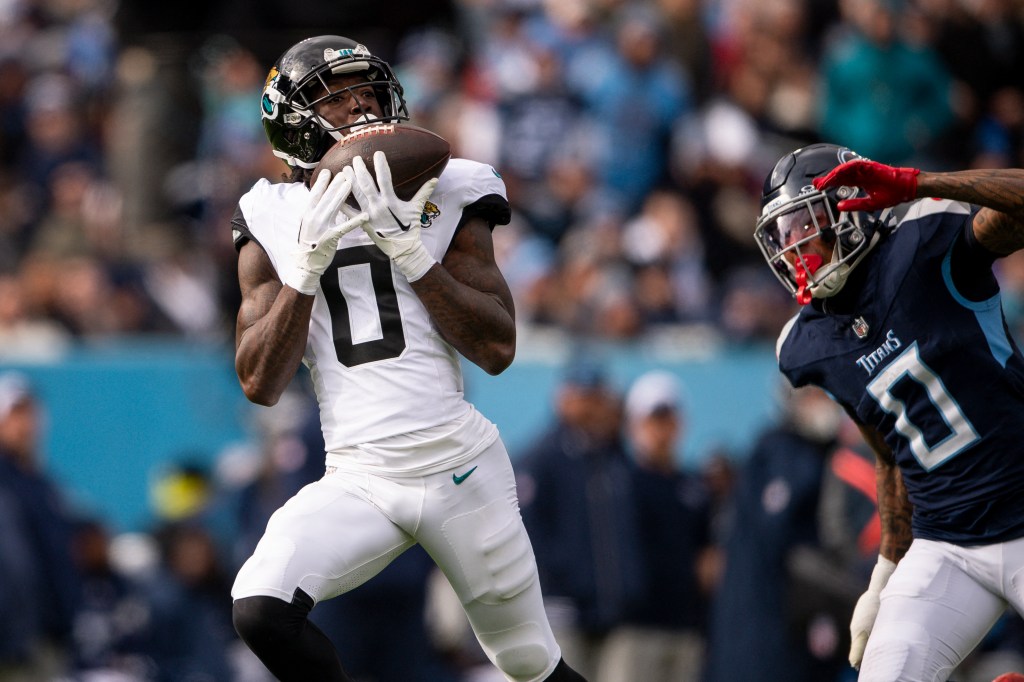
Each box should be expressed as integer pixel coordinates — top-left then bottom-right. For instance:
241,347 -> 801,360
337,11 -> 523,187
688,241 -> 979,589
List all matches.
5,0 -> 1024,680
3,0 -> 1024,358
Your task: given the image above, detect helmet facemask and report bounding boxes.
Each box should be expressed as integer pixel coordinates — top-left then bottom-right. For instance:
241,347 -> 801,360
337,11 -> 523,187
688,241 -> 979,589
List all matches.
755,187 -> 876,305
290,66 -> 406,135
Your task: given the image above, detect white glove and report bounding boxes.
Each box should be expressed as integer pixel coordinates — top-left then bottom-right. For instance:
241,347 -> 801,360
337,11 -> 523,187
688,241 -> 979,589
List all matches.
849,555 -> 896,669
283,169 -> 367,295
345,151 -> 439,282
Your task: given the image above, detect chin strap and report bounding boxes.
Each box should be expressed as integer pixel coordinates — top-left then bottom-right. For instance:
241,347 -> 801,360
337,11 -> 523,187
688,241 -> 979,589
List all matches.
793,253 -> 823,306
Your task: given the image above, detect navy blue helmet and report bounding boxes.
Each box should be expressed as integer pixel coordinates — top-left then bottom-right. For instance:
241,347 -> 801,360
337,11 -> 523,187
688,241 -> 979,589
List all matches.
755,143 -> 887,301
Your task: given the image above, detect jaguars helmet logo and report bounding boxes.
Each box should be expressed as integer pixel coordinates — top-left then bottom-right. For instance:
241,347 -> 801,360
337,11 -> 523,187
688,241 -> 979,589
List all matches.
261,68 -> 284,121
420,200 -> 440,228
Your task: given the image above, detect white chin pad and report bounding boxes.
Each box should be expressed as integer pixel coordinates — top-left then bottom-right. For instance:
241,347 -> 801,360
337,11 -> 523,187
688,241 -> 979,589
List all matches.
810,263 -> 850,298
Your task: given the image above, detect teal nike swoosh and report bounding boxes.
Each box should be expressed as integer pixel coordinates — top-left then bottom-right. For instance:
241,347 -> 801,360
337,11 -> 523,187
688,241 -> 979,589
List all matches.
452,466 -> 478,485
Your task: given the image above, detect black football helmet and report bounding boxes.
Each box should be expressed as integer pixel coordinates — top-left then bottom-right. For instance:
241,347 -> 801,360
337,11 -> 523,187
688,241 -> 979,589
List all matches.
261,35 -> 409,169
754,143 -> 888,303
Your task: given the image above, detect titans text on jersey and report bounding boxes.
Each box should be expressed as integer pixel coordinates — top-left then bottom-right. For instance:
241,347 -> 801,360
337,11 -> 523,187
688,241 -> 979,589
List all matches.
856,329 -> 902,376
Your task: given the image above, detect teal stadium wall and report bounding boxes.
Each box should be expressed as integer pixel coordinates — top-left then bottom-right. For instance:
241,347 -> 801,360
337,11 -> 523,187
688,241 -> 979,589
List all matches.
0,339 -> 782,532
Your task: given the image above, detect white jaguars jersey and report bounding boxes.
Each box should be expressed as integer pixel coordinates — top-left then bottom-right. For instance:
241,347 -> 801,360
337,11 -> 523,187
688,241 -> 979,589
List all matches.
232,158 -> 510,460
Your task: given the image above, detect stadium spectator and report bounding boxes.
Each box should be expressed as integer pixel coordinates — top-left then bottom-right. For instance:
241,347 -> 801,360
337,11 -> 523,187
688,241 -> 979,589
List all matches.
19,74 -> 103,232
515,359 -> 643,680
572,5 -> 692,216
654,0 -> 714,105
0,372 -> 81,680
67,517 -> 158,678
705,384 -> 844,682
599,370 -> 716,682
145,521 -> 237,681
754,142 -> 1024,679
925,0 -> 1024,169
619,190 -> 714,326
3,0 -> 1022,350
493,37 -> 593,247
0,271 -> 71,360
817,0 -> 956,167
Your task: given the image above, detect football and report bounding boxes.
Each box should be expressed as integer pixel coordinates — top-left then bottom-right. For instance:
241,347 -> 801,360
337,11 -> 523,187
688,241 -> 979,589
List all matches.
314,123 -> 450,201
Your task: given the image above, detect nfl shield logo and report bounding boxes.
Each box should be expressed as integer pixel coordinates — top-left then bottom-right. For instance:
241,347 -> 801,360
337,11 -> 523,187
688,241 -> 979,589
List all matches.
852,316 -> 869,339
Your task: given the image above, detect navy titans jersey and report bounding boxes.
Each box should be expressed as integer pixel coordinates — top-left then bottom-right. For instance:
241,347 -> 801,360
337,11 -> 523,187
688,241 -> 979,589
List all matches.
778,199 -> 1024,545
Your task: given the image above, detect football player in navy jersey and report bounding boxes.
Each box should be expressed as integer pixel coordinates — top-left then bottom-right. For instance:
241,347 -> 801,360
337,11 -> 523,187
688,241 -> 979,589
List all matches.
228,35 -> 585,682
754,142 -> 1024,681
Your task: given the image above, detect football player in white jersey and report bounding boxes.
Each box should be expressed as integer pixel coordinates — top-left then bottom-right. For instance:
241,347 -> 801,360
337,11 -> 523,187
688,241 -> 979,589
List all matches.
227,35 -> 587,682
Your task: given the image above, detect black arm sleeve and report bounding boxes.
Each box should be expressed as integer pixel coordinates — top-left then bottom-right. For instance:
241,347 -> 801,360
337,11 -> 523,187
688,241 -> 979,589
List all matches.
948,216 -> 1000,302
231,202 -> 263,252
456,193 -> 512,234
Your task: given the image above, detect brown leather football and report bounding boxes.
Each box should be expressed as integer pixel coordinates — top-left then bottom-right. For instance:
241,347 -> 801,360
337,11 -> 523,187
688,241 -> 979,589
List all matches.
313,123 -> 450,200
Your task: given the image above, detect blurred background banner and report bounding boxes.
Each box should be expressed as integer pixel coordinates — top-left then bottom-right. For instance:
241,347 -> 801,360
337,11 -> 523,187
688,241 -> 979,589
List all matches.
0,342 -> 249,531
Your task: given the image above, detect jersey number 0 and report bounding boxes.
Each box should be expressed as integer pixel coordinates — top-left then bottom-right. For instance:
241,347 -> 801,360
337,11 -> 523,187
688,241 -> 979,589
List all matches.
866,341 -> 980,471
320,245 -> 407,367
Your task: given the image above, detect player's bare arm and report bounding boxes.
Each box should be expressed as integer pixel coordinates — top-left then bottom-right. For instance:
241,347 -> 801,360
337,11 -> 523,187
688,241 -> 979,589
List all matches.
235,242 -> 314,405
916,170 -> 1024,255
414,218 -> 516,375
814,160 -> 1024,256
857,421 -> 912,562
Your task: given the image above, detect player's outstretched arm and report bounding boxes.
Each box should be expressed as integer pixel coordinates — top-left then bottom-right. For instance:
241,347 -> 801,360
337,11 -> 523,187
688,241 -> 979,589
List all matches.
235,243 -> 314,406
916,169 -> 1024,256
815,160 -> 1024,256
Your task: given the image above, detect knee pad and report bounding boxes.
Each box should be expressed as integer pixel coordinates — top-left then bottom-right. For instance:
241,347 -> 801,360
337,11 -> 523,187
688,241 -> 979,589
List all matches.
477,620 -> 557,682
232,592 -> 313,650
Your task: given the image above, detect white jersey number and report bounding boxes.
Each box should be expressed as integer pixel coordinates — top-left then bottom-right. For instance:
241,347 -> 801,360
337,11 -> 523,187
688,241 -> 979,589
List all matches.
866,341 -> 979,471
320,245 -> 406,367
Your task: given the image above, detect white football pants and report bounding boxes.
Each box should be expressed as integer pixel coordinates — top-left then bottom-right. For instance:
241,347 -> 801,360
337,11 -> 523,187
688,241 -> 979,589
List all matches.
859,535 -> 1024,681
232,439 -> 562,682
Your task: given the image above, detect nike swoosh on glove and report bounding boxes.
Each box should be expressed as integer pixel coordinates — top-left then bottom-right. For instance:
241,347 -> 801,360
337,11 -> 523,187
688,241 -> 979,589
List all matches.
813,160 -> 920,213
283,169 -> 368,295
345,151 -> 439,282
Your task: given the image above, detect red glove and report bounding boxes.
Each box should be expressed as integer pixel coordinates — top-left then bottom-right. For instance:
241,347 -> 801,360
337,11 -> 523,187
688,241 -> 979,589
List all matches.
812,160 -> 920,212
